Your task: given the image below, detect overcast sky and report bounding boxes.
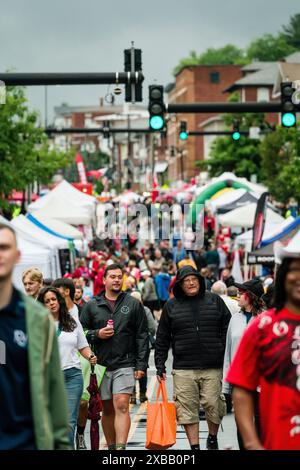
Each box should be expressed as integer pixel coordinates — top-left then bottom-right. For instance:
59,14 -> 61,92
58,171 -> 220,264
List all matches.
1,0 -> 299,123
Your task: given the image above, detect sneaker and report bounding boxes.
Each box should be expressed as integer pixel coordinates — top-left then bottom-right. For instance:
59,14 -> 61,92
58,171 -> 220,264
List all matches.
76,432 -> 87,450
206,435 -> 219,450
139,392 -> 148,403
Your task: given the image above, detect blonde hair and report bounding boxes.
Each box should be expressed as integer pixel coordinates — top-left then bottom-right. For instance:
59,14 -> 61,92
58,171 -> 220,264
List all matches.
22,268 -> 43,284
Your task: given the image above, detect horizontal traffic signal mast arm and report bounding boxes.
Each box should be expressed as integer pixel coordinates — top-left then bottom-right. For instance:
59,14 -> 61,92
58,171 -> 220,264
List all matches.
167,102 -> 282,113
0,72 -> 144,86
45,127 -> 160,134
188,130 -> 250,136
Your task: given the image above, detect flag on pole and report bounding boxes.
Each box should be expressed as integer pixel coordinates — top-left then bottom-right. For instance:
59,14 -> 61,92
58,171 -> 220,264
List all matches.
252,192 -> 269,251
75,153 -> 88,184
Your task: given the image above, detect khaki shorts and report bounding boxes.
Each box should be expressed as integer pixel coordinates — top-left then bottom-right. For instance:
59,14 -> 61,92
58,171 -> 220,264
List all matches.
172,369 -> 227,425
100,367 -> 135,400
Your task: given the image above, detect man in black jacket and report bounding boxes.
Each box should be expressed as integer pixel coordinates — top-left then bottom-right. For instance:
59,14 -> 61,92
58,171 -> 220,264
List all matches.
155,265 -> 231,450
80,263 -> 148,450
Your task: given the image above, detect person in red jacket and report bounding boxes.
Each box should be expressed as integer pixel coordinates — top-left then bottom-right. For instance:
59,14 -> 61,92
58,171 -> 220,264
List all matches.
93,260 -> 106,297
226,255 -> 300,450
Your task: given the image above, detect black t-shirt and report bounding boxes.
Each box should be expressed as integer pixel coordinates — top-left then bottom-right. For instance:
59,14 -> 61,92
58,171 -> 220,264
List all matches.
0,288 -> 36,449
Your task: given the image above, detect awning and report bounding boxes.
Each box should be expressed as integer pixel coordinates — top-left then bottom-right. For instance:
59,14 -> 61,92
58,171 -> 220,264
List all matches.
154,162 -> 168,173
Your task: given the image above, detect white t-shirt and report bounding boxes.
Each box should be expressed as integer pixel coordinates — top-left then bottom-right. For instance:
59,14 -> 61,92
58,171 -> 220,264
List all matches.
69,304 -> 79,322
55,319 -> 89,371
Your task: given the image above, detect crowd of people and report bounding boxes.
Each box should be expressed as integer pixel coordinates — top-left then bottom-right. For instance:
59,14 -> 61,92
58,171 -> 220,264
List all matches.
0,213 -> 299,451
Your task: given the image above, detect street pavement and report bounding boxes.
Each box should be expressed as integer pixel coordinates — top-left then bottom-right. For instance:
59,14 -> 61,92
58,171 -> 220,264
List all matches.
84,351 -> 239,451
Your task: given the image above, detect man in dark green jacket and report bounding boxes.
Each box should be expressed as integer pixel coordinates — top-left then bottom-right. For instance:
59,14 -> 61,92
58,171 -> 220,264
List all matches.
81,263 -> 148,450
0,223 -> 70,450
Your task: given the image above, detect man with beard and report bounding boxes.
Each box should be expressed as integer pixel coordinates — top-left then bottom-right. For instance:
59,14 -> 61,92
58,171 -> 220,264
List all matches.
80,263 -> 148,450
227,254 -> 300,450
0,223 -> 70,450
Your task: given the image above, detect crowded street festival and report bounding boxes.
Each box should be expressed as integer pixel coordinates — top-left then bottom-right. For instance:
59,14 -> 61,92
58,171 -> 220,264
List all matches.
1,3 -> 300,462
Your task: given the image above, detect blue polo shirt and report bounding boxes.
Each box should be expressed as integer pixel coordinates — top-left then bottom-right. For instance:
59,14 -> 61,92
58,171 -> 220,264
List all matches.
0,288 -> 36,449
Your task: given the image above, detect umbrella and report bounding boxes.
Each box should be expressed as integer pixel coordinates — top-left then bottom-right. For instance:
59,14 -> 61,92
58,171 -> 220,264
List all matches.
87,365 -> 102,450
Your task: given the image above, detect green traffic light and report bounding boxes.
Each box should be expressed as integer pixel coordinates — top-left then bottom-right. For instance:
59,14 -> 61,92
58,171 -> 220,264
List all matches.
282,112 -> 296,128
179,131 -> 188,141
150,115 -> 164,130
232,131 -> 241,141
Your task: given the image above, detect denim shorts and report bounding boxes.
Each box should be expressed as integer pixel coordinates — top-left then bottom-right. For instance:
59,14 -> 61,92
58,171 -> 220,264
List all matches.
100,367 -> 135,400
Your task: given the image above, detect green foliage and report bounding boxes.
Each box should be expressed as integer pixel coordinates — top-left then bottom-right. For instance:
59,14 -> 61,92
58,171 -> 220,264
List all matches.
173,14 -> 300,76
173,45 -> 247,75
247,33 -> 296,61
260,126 -> 300,204
0,86 -> 73,206
282,13 -> 300,48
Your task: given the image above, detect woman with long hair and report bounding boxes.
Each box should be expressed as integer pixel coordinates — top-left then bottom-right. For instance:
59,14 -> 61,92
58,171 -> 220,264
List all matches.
38,287 -> 97,448
222,279 -> 265,449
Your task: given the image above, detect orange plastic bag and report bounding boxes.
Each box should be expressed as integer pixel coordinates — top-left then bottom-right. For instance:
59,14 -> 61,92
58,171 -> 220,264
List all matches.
145,381 -> 177,450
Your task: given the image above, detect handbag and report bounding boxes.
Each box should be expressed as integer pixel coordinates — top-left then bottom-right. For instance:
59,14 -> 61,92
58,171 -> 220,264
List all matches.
145,381 -> 177,450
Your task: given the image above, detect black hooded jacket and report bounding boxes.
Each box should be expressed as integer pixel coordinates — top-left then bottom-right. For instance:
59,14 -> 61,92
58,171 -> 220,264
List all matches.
80,291 -> 148,371
155,266 -> 231,374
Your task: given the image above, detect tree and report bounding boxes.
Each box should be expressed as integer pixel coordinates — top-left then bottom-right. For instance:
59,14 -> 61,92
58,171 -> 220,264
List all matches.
173,44 -> 247,75
0,86 -> 74,207
197,93 -> 265,180
247,33 -> 296,62
282,13 -> 300,49
260,126 -> 300,205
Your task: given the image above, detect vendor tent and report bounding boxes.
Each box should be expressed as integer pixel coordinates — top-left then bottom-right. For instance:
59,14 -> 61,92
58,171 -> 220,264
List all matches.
28,194 -> 92,226
247,216 -> 300,264
216,192 -> 259,214
26,213 -> 83,240
28,180 -> 96,216
275,229 -> 300,261
218,203 -> 284,229
235,217 -> 295,252
0,216 -> 59,287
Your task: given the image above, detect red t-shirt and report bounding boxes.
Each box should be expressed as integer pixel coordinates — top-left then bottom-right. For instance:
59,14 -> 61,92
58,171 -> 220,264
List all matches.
226,307 -> 300,450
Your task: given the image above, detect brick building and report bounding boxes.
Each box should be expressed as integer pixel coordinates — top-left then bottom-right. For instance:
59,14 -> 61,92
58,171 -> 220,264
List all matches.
166,64 -> 243,182
166,51 -> 300,183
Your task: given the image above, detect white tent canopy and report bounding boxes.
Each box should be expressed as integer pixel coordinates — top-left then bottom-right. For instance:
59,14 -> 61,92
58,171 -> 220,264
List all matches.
210,188 -> 247,210
235,217 -> 295,251
28,180 -> 96,217
218,203 -> 285,229
276,229 -> 300,262
26,213 -> 84,239
0,216 -> 60,287
28,193 -> 92,226
12,215 -> 69,249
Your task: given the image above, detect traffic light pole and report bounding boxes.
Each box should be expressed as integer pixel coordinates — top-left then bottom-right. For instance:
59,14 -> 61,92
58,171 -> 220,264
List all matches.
188,130 -> 250,136
167,102 -> 282,113
45,127 -> 161,135
0,72 -> 144,86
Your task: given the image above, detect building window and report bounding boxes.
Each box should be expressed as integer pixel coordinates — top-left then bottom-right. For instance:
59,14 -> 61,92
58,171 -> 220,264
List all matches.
257,87 -> 270,102
210,72 -> 220,84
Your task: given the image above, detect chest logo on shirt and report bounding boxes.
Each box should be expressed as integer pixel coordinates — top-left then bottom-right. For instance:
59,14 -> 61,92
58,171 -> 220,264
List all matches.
273,321 -> 289,337
258,315 -> 272,329
121,306 -> 130,315
14,330 -> 28,348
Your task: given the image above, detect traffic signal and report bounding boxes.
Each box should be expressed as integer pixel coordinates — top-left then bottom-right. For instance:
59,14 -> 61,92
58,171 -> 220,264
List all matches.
124,47 -> 143,103
232,120 -> 241,141
149,85 -> 165,130
281,82 -> 296,127
179,121 -> 188,140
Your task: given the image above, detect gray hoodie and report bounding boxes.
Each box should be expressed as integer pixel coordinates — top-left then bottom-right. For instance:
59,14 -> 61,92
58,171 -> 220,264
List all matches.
222,310 -> 253,394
